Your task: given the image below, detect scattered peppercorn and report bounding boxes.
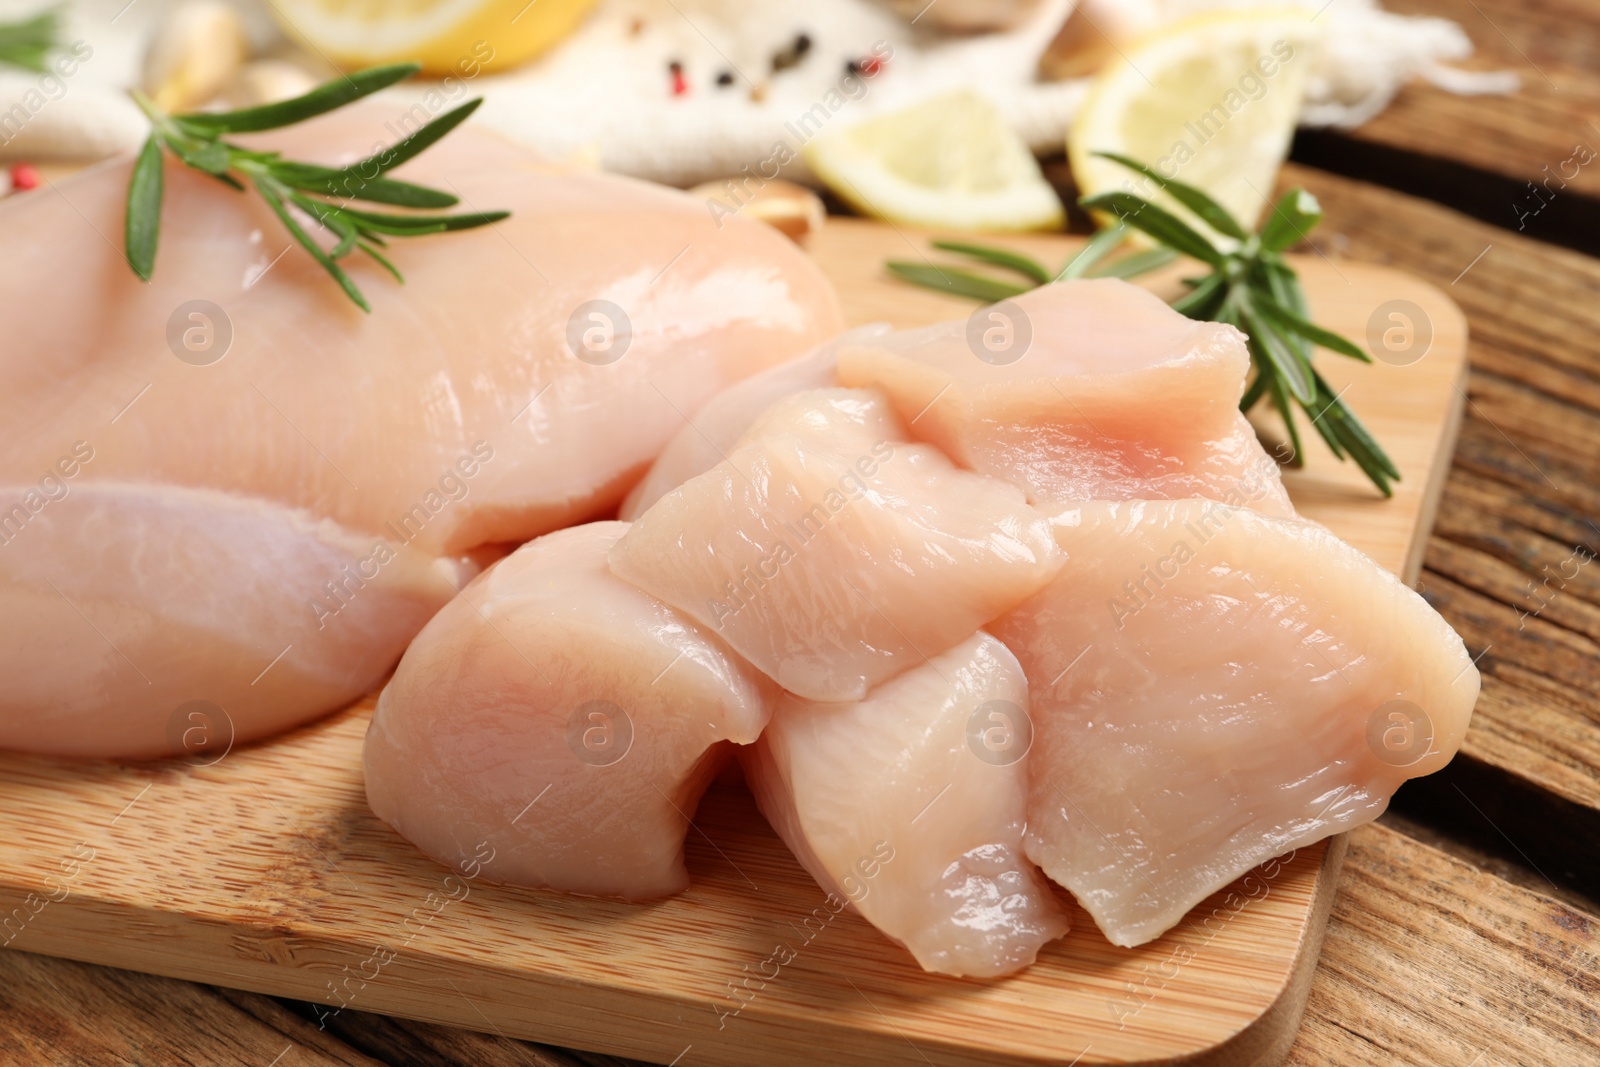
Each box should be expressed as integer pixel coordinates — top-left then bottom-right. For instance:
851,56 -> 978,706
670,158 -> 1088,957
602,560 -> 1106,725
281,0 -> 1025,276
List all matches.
668,60 -> 688,96
10,163 -> 39,192
716,70 -> 734,87
771,31 -> 813,74
846,54 -> 885,77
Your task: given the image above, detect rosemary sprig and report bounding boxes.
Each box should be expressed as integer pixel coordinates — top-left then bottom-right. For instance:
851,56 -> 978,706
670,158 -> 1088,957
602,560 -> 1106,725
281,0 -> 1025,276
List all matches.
0,9 -> 58,72
124,62 -> 508,312
884,152 -> 1399,496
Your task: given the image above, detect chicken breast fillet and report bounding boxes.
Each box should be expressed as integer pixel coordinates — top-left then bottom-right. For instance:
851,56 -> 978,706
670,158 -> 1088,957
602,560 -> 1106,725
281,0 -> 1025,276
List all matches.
991,500 -> 1480,947
365,522 -> 774,899
618,324 -> 889,520
609,387 -> 1064,703
743,631 -> 1069,977
0,106 -> 840,757
836,279 -> 1294,516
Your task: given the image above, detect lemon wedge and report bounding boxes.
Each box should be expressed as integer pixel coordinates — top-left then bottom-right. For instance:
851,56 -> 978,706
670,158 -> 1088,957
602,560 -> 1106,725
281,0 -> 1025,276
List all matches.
1070,9 -> 1319,242
270,0 -> 596,75
805,91 -> 1064,232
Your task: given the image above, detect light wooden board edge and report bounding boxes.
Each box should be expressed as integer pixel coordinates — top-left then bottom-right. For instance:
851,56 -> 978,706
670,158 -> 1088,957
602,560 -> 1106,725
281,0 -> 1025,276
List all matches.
0,747 -> 1344,1067
0,223 -> 1471,1067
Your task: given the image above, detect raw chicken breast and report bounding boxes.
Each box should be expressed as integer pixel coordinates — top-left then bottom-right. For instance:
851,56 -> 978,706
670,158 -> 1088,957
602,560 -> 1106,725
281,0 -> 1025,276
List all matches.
990,500 -> 1480,947
365,522 -> 773,899
618,324 -> 889,520
0,105 -> 840,757
836,279 -> 1294,516
0,485 -> 468,758
609,387 -> 1064,702
742,632 -> 1069,977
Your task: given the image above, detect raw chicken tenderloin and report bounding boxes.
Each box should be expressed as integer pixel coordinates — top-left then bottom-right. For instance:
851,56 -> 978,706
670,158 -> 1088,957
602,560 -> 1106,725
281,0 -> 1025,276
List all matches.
618,324 -> 889,520
0,105 -> 840,757
609,387 -> 1064,702
365,522 -> 773,898
835,279 -> 1294,516
990,500 -> 1480,947
742,632 -> 1069,977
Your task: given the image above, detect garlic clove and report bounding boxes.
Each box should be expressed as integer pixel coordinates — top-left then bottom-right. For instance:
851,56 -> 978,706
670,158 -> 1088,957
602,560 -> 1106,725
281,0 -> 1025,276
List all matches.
142,0 -> 250,113
1039,0 -> 1161,81
224,60 -> 319,109
689,178 -> 826,245
883,0 -> 1048,33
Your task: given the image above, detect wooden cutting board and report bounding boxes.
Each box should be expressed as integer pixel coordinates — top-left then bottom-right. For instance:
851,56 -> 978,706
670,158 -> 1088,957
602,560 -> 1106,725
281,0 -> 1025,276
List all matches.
0,219 -> 1468,1067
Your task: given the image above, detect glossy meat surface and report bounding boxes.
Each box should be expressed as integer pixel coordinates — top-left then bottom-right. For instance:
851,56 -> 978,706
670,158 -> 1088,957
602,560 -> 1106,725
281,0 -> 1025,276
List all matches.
365,522 -> 773,899
609,387 -> 1064,702
619,325 -> 888,520
991,500 -> 1480,946
0,107 -> 840,756
836,279 -> 1294,515
743,632 -> 1069,976
0,484 -> 464,758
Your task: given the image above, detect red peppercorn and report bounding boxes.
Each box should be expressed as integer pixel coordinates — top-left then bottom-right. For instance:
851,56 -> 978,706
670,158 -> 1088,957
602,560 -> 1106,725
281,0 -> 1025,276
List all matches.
857,55 -> 883,77
669,60 -> 688,96
10,163 -> 40,191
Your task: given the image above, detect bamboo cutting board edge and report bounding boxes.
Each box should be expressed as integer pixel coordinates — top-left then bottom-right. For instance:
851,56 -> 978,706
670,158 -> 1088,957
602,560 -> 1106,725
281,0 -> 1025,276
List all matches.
0,222 -> 1471,1067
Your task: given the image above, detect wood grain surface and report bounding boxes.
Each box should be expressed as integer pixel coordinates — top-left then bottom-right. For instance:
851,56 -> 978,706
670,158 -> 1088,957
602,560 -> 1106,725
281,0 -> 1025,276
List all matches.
1330,0 -> 1600,201
0,232 -> 1469,1067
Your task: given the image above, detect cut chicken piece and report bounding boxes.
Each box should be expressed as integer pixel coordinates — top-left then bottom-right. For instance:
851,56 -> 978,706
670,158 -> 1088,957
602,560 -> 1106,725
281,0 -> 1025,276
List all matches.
619,325 -> 889,520
0,104 -> 840,756
990,499 -> 1480,947
836,279 -> 1294,516
0,483 -> 468,759
743,632 -> 1069,977
609,387 -> 1064,703
365,522 -> 773,899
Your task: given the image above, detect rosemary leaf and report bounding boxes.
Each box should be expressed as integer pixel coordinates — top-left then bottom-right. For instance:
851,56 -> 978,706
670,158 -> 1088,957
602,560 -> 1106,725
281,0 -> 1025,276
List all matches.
176,63 -> 420,134
0,9 -> 57,73
1089,246 -> 1178,280
338,204 -> 508,233
177,140 -> 232,175
931,240 -> 1053,285
1313,368 -> 1400,482
1266,372 -> 1305,468
1056,222 -> 1129,280
272,163 -> 459,208
1304,384 -> 1349,461
1090,151 -> 1249,241
124,135 -> 165,281
1259,188 -> 1323,254
1170,272 -> 1225,318
256,178 -> 370,311
337,99 -> 484,185
1079,191 -> 1224,267
359,240 -> 404,282
1253,293 -> 1372,363
1240,370 -> 1270,413
1237,295 -> 1315,405
885,262 -> 1031,303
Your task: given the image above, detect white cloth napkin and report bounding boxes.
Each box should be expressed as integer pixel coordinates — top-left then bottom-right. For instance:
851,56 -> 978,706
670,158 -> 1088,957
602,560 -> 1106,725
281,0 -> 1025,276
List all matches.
0,0 -> 1516,184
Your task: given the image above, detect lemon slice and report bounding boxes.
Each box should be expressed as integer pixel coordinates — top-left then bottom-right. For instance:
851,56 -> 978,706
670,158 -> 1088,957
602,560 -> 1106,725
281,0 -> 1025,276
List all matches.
1070,9 -> 1320,243
805,91 -> 1065,232
271,0 -> 596,75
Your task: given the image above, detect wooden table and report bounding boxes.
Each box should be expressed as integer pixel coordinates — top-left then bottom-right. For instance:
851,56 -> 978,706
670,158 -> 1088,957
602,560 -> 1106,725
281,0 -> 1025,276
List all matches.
4,0 -> 1598,1061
